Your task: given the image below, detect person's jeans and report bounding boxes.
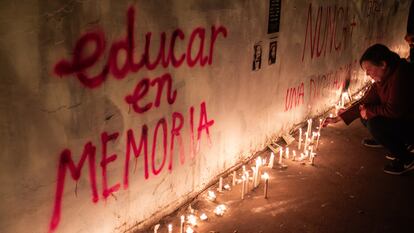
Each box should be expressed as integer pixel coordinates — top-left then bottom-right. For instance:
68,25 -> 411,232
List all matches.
361,117 -> 414,162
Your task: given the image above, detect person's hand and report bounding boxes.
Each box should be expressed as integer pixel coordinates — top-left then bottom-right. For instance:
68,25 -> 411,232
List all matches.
359,104 -> 368,120
405,33 -> 414,45
322,116 -> 341,127
337,108 -> 346,115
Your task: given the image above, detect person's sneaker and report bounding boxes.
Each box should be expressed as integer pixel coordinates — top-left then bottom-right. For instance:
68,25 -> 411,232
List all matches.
384,159 -> 414,175
403,158 -> 414,171
407,144 -> 414,153
362,138 -> 383,148
385,155 -> 396,160
384,160 -> 406,175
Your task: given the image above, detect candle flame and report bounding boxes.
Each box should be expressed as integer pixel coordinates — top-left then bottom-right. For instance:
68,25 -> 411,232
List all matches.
207,190 -> 216,201
185,226 -> 194,233
262,172 -> 269,180
187,214 -> 197,226
214,204 -> 226,216
200,213 -> 208,221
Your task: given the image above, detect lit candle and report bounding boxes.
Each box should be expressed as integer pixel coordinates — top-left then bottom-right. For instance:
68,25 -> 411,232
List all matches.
315,132 -> 321,150
241,175 -> 246,199
214,204 -> 226,216
268,152 -> 275,168
304,132 -> 309,150
232,171 -> 237,186
168,224 -> 173,233
200,213 -> 208,221
307,119 -> 313,136
262,172 -> 269,199
278,147 -> 283,164
298,128 -> 302,150
154,224 -> 160,233
312,132 -> 317,144
218,177 -> 223,192
244,168 -> 249,192
207,190 -> 216,201
185,226 -> 194,233
187,214 -> 197,226
255,157 -> 262,187
180,215 -> 185,233
310,152 -> 315,165
285,147 -> 290,159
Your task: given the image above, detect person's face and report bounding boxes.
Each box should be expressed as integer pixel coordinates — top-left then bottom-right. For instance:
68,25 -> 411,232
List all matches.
270,45 -> 276,57
255,46 -> 262,60
361,60 -> 387,82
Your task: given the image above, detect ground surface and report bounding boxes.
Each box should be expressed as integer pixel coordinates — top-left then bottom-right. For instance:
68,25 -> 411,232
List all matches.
138,120 -> 414,233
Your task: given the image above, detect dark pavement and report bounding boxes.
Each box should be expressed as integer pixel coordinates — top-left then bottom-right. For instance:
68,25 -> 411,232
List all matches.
139,119 -> 414,233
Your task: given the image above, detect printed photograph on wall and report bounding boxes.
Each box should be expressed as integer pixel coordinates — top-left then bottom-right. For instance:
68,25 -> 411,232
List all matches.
268,41 -> 277,65
252,42 -> 262,71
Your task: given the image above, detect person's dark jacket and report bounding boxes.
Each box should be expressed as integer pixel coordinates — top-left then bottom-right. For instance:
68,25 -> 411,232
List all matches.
340,59 -> 414,125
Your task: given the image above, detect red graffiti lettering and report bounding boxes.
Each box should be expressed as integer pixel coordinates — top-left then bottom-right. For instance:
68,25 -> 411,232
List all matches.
302,3 -> 356,62
101,132 -> 120,199
49,143 -> 98,233
125,73 -> 177,114
53,6 -> 228,89
284,83 -> 305,111
124,126 -> 149,189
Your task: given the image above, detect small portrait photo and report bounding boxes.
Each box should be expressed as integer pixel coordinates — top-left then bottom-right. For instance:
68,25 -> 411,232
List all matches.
252,43 -> 262,71
268,41 -> 277,65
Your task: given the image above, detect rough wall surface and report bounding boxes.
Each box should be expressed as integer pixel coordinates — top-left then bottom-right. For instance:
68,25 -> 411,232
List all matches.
0,0 -> 410,233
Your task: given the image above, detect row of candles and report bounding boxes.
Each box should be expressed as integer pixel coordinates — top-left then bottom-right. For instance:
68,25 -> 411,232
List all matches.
153,116 -> 329,233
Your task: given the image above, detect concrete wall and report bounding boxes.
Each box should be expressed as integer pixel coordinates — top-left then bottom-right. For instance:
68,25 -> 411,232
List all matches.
0,0 -> 410,232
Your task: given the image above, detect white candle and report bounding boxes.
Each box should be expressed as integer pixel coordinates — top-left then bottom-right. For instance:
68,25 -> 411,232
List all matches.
168,224 -> 173,233
245,171 -> 250,192
310,153 -> 315,165
285,147 -> 290,159
315,132 -> 321,150
307,119 -> 313,136
200,213 -> 208,221
154,224 -> 160,233
218,177 -> 223,192
187,214 -> 197,226
185,226 -> 194,233
312,132 -> 317,144
304,132 -> 309,150
255,157 -> 262,187
241,175 -> 246,199
207,190 -> 216,201
180,215 -> 185,233
262,173 -> 269,199
214,204 -> 226,216
232,171 -> 236,186
268,152 -> 275,168
278,147 -> 283,164
298,128 -> 302,150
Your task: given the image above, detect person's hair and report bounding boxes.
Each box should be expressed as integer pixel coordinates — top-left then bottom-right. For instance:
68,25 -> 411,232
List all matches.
359,44 -> 400,67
